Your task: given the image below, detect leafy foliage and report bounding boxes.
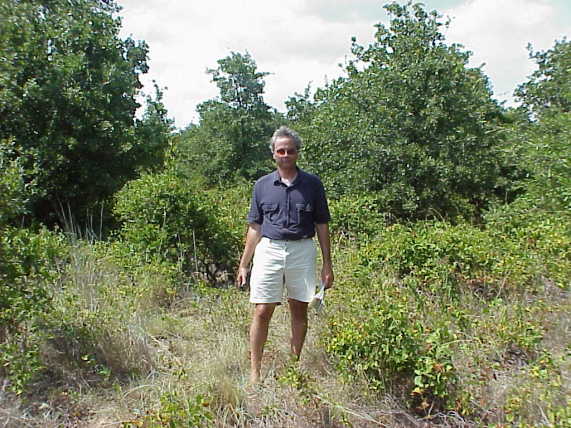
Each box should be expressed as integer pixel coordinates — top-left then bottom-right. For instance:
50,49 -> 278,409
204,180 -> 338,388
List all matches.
0,227 -> 67,334
293,2 -> 503,220
0,227 -> 68,392
327,295 -> 420,385
506,40 -> 571,215
113,170 -> 242,283
325,272 -> 459,412
179,52 -> 279,184
0,139 -> 35,225
325,205 -> 569,415
327,193 -> 390,238
122,392 -> 214,427
356,211 -> 570,299
133,83 -> 175,173
0,0 -> 170,224
207,51 -> 269,112
502,111 -> 571,214
515,38 -> 571,118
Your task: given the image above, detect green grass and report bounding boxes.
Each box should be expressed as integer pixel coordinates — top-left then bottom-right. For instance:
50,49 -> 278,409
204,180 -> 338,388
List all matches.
0,206 -> 569,427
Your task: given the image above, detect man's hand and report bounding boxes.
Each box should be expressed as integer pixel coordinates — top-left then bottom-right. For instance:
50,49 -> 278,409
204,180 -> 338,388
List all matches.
236,223 -> 262,290
321,262 -> 334,289
237,266 -> 249,289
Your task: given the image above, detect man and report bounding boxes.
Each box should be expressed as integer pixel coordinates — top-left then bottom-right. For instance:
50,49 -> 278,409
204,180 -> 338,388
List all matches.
237,126 -> 334,384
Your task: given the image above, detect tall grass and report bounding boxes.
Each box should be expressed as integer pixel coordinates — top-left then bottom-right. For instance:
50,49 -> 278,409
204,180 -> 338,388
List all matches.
1,204 -> 569,427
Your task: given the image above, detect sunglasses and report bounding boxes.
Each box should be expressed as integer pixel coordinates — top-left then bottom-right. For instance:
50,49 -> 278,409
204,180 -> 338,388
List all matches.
275,148 -> 298,156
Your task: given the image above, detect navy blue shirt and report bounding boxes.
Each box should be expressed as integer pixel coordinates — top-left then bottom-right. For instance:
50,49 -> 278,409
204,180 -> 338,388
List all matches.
247,169 -> 331,240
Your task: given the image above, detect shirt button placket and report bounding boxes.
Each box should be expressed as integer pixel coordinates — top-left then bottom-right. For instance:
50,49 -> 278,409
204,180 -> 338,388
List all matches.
285,186 -> 290,226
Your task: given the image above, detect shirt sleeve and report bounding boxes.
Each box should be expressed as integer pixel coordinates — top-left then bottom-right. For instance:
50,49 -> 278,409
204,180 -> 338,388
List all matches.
246,184 -> 263,224
313,179 -> 331,224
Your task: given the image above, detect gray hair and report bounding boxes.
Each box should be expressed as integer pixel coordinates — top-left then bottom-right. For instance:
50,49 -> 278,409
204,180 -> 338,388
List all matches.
269,126 -> 302,152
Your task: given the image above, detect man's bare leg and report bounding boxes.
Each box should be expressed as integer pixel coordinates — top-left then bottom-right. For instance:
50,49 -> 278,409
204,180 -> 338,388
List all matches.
250,303 -> 277,383
288,299 -> 309,359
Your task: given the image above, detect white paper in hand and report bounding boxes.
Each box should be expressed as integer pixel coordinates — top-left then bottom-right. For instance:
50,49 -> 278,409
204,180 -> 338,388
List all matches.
309,281 -> 326,313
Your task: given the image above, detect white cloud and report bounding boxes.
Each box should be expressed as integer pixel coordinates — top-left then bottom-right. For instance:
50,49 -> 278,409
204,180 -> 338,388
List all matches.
443,0 -> 570,104
117,0 -> 570,128
299,0 -> 385,23
118,0 -> 379,128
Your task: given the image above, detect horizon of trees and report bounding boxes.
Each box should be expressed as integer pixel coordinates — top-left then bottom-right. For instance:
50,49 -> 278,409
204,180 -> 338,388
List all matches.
0,0 -> 569,228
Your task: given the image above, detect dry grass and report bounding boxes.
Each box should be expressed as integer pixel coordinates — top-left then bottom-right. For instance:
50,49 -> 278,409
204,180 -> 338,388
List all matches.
0,278 -> 424,426
1,236 -> 569,427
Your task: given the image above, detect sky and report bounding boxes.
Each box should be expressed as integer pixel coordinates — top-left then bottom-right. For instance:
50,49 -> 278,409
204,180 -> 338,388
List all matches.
117,0 -> 571,129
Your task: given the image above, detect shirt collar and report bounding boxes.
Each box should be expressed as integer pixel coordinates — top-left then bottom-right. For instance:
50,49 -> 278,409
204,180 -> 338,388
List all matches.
272,167 -> 304,186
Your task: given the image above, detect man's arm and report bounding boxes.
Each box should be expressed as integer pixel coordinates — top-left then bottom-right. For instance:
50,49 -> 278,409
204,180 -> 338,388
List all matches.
237,223 -> 262,287
315,222 -> 334,289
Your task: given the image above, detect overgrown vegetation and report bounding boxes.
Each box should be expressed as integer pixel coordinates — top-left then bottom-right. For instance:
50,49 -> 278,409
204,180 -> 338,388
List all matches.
1,1 -> 569,426
0,0 -> 172,225
292,2 -> 504,220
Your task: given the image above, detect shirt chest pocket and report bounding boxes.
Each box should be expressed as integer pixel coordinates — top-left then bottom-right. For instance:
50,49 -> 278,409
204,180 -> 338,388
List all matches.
261,203 -> 279,223
295,203 -> 313,224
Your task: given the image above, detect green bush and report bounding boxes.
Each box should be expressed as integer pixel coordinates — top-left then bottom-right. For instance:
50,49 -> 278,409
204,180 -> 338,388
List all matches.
501,112 -> 571,214
0,227 -> 68,393
356,217 -> 570,299
122,391 -> 214,427
0,139 -> 35,226
92,238 -> 183,308
412,328 -> 457,407
0,227 -> 67,332
324,207 -> 569,416
113,170 -> 242,284
485,202 -> 571,289
326,287 -> 458,411
328,193 -> 390,239
327,296 -> 420,386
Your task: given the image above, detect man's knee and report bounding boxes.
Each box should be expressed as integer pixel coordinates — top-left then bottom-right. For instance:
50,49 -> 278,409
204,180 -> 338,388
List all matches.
288,299 -> 308,321
253,303 -> 276,323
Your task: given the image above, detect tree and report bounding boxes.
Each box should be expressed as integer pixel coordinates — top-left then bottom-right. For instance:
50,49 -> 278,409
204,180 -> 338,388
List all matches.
134,82 -> 174,173
0,0 -> 168,224
179,52 -> 279,184
505,39 -> 571,212
515,39 -> 571,119
292,2 -> 503,219
113,169 -> 241,283
207,51 -> 269,112
285,85 -> 317,124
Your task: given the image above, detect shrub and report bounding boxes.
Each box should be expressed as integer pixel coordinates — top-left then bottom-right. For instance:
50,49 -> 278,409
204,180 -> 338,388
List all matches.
324,208 -> 570,417
113,170 -> 242,284
324,276 -> 458,412
122,392 -> 214,427
356,218 -> 570,299
500,350 -> 571,426
326,299 -> 459,412
0,139 -> 35,226
411,328 -> 457,409
326,296 -> 420,387
328,193 -> 390,239
0,227 -> 68,392
485,202 -> 571,289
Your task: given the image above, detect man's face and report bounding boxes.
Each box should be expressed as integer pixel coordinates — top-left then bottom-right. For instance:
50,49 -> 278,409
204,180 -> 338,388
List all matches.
273,136 -> 298,168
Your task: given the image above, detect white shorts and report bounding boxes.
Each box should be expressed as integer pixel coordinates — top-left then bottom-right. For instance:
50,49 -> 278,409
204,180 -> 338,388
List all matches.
250,237 -> 317,304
